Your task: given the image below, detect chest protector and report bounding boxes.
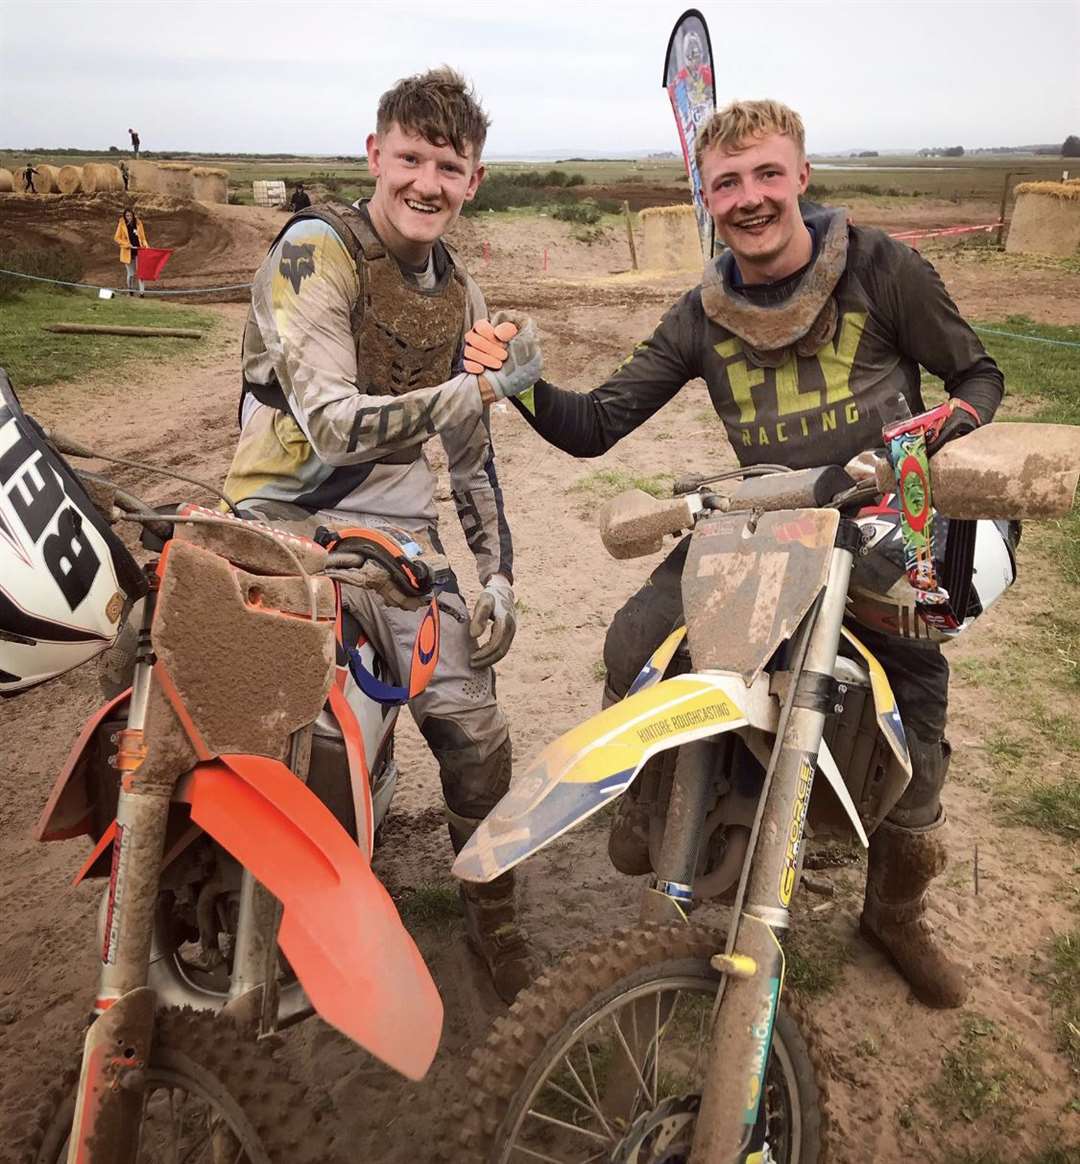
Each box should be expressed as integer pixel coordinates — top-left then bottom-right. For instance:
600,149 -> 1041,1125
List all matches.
247,201 -> 467,416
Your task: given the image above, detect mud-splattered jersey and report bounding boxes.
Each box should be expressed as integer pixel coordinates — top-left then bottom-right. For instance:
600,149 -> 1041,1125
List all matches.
516,215 -> 1004,471
223,213 -> 513,583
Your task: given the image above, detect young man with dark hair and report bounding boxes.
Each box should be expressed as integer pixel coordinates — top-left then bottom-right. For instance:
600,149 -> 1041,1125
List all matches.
467,98 -> 1004,1010
223,67 -> 541,1001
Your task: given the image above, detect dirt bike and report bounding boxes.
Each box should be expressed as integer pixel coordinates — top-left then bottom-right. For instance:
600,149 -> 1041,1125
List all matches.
447,411 -> 1080,1164
0,368 -> 446,1162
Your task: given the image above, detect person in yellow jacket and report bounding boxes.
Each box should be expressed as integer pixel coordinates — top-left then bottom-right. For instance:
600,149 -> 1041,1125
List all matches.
114,208 -> 149,295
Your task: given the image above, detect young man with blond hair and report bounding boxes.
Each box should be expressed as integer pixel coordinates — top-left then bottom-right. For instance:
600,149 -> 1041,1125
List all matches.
223,67 -> 541,1002
467,98 -> 1004,1009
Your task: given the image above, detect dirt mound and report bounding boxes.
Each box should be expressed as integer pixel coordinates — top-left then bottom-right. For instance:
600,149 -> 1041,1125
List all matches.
0,192 -> 284,296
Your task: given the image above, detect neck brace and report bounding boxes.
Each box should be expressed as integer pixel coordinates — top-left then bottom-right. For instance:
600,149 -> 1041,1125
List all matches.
701,207 -> 849,368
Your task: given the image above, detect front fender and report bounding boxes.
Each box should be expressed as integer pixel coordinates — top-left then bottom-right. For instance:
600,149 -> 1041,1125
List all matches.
453,672 -> 749,883
184,754 -> 442,1081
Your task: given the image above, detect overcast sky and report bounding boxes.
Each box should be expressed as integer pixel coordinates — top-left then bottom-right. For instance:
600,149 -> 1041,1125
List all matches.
1,0 -> 1077,156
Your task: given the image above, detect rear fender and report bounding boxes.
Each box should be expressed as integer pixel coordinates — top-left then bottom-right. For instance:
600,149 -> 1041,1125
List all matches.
181,753 -> 442,1081
35,690 -> 129,843
453,672 -> 751,883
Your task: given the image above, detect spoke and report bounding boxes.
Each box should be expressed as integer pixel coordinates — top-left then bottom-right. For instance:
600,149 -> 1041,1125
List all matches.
582,1038 -> 603,1118
544,1061 -> 609,1140
609,1012 -> 655,1109
524,1109 -> 610,1146
653,991 -> 661,1101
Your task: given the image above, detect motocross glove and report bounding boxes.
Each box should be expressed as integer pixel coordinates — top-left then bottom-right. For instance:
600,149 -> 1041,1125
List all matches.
464,318 -> 518,373
471,311 -> 542,401
926,399 -> 981,455
469,573 -> 517,668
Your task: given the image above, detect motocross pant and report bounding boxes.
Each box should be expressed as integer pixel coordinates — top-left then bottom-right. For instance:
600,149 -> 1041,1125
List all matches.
240,500 -> 513,824
603,537 -> 951,830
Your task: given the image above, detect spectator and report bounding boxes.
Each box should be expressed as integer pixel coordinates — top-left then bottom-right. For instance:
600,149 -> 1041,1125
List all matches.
114,207 -> 149,295
23,164 -> 38,193
128,128 -> 141,158
289,182 -> 312,212
120,161 -> 130,191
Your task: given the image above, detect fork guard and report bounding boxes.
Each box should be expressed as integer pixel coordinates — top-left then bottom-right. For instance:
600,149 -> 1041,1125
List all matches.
181,754 -> 442,1081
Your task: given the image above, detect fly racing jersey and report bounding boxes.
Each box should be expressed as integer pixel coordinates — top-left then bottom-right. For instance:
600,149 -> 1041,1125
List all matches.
223,208 -> 512,583
515,207 -> 1004,470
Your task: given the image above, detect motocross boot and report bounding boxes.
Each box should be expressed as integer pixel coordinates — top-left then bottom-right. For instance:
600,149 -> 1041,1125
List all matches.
859,813 -> 970,1009
448,782 -> 538,1006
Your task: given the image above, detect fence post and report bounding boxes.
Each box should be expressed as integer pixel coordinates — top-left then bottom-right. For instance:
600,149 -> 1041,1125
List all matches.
622,200 -> 639,270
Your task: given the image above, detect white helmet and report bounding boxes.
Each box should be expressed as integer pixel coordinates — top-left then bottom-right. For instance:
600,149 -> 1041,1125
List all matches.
847,494 -> 1016,643
0,371 -> 146,694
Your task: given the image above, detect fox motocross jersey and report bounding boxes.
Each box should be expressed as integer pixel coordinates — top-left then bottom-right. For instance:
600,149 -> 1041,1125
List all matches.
223,208 -> 512,583
515,209 -> 1004,471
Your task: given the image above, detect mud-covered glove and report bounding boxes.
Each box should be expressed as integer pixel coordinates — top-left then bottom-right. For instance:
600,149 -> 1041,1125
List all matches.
469,311 -> 542,401
469,573 -> 517,668
926,399 -> 981,455
464,318 -> 518,374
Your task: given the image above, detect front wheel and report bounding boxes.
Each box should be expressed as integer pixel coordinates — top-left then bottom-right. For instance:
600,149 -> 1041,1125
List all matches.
450,924 -> 826,1163
17,1007 -> 334,1164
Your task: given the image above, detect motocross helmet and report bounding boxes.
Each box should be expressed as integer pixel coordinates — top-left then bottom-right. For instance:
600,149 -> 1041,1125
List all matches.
0,370 -> 146,694
847,493 -> 1017,643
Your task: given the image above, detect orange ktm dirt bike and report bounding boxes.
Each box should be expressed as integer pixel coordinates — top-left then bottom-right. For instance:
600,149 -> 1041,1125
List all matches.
0,368 -> 445,1163
447,412 -> 1080,1164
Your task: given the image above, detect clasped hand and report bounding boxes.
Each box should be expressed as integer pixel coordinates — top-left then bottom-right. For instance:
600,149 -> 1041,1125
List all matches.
464,311 -> 542,401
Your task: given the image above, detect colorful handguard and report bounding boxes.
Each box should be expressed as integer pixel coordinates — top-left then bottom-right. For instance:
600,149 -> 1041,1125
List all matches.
881,402 -> 973,634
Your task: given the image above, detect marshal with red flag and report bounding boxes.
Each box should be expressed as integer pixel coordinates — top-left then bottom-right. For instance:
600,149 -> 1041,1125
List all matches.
662,9 -> 717,262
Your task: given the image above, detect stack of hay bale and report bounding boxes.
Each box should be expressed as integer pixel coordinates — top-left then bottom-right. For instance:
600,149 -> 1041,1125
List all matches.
82,163 -> 124,193
192,166 -> 229,204
57,165 -> 84,194
156,163 -> 195,198
639,204 -> 705,271
130,160 -> 159,193
0,168 -> 13,192
1006,181 -> 1080,258
33,164 -> 60,193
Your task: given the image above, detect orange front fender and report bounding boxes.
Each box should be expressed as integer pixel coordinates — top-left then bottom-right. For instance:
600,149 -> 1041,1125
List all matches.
184,754 -> 443,1081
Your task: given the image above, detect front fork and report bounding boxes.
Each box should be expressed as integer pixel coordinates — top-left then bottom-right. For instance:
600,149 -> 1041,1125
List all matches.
68,590 -> 168,1164
689,540 -> 855,1164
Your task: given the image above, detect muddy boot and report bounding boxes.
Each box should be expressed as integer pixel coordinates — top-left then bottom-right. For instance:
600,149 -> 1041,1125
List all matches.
459,874 -> 537,1004
859,814 -> 969,1009
449,808 -> 538,1004
608,781 -> 654,875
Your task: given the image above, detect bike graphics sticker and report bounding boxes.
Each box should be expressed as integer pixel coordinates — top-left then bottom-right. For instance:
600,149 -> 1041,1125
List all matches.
778,754 -> 815,908
453,673 -> 748,883
839,627 -> 911,777
626,624 -> 688,696
663,9 -> 716,261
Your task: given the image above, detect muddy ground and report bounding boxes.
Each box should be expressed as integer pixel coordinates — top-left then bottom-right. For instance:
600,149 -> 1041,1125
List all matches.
0,194 -> 1077,1161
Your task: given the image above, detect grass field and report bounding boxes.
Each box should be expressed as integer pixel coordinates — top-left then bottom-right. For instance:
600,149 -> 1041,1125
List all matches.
0,287 -> 218,392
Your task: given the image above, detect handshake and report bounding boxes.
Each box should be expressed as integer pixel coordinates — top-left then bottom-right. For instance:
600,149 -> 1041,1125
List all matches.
463,311 -> 542,404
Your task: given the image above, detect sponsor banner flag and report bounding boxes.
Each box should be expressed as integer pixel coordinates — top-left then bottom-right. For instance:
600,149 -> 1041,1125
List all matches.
662,9 -> 717,261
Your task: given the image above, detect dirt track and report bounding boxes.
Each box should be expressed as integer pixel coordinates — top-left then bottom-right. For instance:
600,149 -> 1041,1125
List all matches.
0,198 -> 1078,1161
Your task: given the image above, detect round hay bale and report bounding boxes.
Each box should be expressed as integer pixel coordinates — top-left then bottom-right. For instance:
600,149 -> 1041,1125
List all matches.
640,204 -> 703,272
192,166 -> 228,204
82,163 -> 124,193
0,168 -> 13,193
1006,182 -> 1080,258
129,160 -> 159,193
57,165 -> 83,195
33,164 -> 59,193
156,163 -> 194,199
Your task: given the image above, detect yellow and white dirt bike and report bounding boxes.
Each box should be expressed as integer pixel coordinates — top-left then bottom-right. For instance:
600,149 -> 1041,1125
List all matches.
448,415 -> 1080,1164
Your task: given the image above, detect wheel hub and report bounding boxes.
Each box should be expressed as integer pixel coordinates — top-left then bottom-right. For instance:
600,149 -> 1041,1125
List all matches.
612,1093 -> 779,1164
612,1095 -> 699,1164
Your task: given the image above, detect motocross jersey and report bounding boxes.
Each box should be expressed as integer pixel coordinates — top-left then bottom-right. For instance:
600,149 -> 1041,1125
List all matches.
223,202 -> 512,583
515,206 -> 1004,470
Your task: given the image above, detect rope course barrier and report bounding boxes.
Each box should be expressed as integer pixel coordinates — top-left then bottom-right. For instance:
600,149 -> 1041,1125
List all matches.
0,269 -> 253,295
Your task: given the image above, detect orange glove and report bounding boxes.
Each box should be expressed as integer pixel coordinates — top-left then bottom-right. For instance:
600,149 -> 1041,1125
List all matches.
464,318 -> 518,374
